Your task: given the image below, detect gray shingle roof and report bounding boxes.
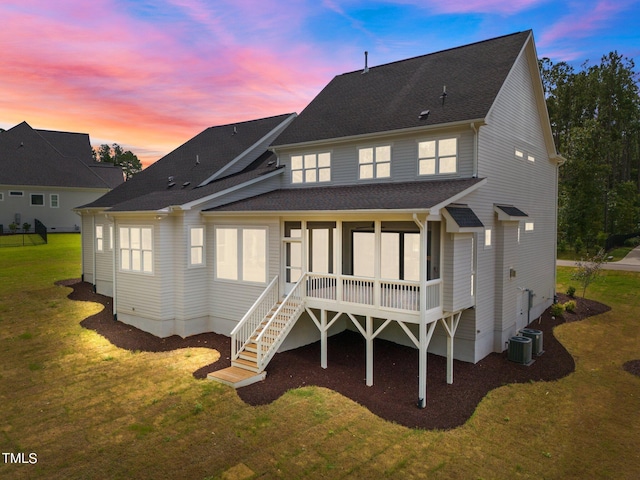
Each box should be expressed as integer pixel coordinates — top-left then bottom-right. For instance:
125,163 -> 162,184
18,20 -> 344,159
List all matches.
273,31 -> 531,146
206,177 -> 485,213
445,205 -> 484,228
81,114 -> 294,211
0,122 -> 123,189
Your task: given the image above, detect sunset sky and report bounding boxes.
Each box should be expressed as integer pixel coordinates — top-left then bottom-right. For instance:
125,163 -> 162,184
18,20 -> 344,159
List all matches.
2,0 -> 639,167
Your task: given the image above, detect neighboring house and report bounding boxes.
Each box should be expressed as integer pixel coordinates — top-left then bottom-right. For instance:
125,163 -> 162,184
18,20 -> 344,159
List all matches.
77,31 -> 564,406
0,122 -> 123,233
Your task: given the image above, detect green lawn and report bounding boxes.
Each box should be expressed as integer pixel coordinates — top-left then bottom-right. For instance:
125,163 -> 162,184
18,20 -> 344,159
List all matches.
1,235 -> 639,479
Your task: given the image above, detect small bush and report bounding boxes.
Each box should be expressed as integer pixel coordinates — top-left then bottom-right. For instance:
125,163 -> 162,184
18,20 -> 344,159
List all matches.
624,236 -> 640,247
563,300 -> 576,313
566,286 -> 576,298
550,303 -> 565,317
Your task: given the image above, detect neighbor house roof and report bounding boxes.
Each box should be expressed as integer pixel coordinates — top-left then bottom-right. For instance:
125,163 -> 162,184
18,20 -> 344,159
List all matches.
80,113 -> 295,211
273,31 -> 531,147
205,177 -> 486,214
0,121 -> 123,189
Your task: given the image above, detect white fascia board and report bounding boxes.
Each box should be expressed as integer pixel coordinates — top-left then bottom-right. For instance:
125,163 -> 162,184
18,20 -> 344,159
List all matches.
270,118 -> 487,152
197,114 -> 296,187
428,177 -> 487,216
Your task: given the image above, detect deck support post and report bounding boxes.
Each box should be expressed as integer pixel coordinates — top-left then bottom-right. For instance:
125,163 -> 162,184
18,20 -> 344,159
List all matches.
418,320 -> 427,408
440,312 -> 461,384
321,309 -> 328,369
366,315 -> 373,386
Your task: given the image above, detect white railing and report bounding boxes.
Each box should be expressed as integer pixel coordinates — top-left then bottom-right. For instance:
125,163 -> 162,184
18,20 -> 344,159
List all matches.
255,273 -> 306,371
231,275 -> 279,361
305,273 -> 442,313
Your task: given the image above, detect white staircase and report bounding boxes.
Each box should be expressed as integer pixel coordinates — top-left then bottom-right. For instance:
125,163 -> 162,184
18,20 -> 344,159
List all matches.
208,275 -> 306,388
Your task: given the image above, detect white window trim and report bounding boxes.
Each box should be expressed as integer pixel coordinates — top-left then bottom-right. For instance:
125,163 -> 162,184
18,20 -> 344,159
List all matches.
96,225 -> 104,253
119,226 -> 154,274
525,221 -> 534,232
188,226 -> 205,268
108,225 -> 113,251
50,194 -> 59,208
9,191 -> 23,197
484,227 -> 492,249
30,193 -> 45,207
0,192 -> 4,201
418,137 -> 458,176
291,152 -> 331,184
214,226 -> 268,285
358,145 -> 391,180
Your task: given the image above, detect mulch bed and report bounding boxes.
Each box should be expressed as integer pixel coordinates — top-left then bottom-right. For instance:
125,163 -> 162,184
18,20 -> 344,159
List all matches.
61,280 -> 612,429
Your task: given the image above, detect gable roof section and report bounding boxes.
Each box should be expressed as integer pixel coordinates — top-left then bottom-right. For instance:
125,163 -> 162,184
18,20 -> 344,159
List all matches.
205,177 -> 485,214
273,31 -> 531,147
81,114 -> 294,211
0,122 -> 122,189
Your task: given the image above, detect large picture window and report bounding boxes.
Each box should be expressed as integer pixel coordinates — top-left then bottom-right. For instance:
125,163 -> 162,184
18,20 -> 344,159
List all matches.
291,152 -> 331,184
215,227 -> 267,283
418,138 -> 457,175
120,227 -> 153,273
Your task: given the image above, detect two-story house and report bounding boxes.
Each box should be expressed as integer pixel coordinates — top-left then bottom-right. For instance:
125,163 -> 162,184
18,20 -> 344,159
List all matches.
77,30 -> 564,406
1,121 -> 123,233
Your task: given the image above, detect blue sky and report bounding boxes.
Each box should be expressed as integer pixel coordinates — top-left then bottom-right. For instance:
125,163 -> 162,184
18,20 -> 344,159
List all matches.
1,0 -> 638,166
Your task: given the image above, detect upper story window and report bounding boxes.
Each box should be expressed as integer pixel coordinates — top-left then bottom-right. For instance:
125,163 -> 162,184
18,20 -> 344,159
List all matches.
9,191 -> 23,197
50,194 -> 59,208
418,138 -> 457,175
291,152 -> 331,184
120,226 -> 153,273
359,145 -> 391,179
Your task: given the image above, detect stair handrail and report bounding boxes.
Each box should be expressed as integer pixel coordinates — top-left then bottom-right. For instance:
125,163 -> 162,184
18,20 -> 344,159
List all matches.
255,273 -> 307,370
231,275 -> 279,360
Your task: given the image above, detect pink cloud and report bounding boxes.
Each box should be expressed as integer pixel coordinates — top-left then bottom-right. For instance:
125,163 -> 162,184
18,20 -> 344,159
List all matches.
380,0 -> 547,15
539,0 -> 635,51
0,0 -> 345,167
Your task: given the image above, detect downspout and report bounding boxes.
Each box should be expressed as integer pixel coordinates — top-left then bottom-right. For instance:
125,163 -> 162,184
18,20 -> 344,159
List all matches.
112,216 -> 118,320
470,123 -> 479,178
92,215 -> 96,293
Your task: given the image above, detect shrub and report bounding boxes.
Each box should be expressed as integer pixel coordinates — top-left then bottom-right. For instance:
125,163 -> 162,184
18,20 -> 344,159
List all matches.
624,236 -> 640,247
550,303 -> 565,317
8,222 -> 18,234
573,237 -> 584,255
563,300 -> 576,313
22,222 -> 31,233
566,286 -> 576,298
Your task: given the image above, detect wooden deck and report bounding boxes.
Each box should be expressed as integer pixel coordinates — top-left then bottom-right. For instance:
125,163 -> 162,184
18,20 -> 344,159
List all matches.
207,367 -> 266,388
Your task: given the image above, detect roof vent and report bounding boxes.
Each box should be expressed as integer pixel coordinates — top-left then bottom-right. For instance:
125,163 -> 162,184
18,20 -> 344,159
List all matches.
182,181 -> 191,188
195,155 -> 200,165
362,51 -> 369,74
419,110 -> 430,120
267,160 -> 275,166
167,182 -> 176,188
232,126 -> 237,135
168,176 -> 174,182
440,85 -> 447,105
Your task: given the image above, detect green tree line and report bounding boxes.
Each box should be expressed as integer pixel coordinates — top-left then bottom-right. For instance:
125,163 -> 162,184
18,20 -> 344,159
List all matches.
93,143 -> 142,180
540,52 -> 640,253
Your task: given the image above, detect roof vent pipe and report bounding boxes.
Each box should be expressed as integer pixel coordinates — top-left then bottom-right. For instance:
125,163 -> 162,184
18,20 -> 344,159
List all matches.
362,51 -> 369,74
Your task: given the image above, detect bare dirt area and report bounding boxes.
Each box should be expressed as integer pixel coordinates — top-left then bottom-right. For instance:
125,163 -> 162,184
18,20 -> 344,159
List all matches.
63,280 -> 610,429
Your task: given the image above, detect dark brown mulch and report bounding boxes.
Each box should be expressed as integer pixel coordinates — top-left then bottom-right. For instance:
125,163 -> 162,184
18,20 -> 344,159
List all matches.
61,280 -> 610,430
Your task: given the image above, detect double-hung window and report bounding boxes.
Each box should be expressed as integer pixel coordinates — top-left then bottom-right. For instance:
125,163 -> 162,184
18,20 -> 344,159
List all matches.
96,225 -> 104,253
189,227 -> 205,266
418,138 -> 457,175
291,153 -> 331,183
215,227 -> 267,283
358,145 -> 391,179
50,194 -> 59,208
120,227 -> 153,273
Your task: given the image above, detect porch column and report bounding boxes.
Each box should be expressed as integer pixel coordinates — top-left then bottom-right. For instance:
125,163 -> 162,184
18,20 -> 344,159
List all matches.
366,316 -> 373,386
321,309 -> 328,369
374,220 -> 381,307
336,221 -> 343,302
301,220 -> 308,273
415,215 -> 429,408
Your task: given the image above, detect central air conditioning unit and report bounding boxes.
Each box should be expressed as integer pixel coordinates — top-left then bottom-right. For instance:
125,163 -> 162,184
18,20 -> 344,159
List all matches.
508,336 -> 534,366
520,328 -> 544,356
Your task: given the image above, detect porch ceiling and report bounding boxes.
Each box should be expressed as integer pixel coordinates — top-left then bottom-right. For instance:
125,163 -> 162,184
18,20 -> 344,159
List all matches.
204,177 -> 485,214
